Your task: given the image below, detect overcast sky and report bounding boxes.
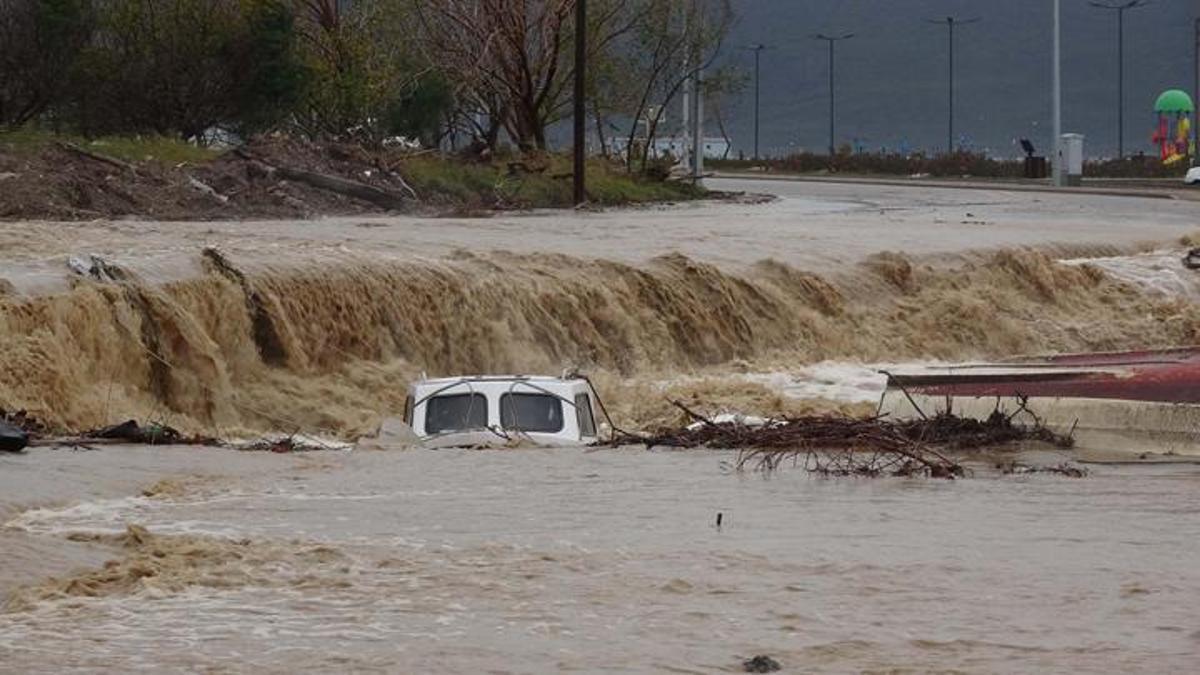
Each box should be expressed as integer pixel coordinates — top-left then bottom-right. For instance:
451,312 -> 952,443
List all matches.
714,0 -> 1198,158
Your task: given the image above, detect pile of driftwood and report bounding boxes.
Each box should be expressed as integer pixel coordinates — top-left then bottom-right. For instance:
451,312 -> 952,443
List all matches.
608,402 -> 1076,479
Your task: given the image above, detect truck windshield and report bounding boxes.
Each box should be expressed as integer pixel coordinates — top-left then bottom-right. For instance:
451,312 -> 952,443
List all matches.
500,393 -> 564,433
424,393 -> 488,434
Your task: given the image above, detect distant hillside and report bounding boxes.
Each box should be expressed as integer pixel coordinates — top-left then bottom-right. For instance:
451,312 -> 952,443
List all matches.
718,0 -> 1197,158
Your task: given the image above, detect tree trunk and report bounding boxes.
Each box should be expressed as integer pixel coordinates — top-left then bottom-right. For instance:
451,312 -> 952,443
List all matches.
592,101 -> 609,159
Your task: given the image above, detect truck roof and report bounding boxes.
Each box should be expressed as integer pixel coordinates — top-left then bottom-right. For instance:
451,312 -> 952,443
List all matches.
414,375 -> 584,387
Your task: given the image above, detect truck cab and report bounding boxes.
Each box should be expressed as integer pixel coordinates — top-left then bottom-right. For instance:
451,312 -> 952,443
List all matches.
405,376 -> 602,448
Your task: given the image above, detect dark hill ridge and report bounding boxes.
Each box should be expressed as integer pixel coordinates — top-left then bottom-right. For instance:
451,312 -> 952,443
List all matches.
719,0 -> 1197,158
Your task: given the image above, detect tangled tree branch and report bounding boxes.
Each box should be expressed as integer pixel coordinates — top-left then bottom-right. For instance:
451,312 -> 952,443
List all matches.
604,399 -> 1076,480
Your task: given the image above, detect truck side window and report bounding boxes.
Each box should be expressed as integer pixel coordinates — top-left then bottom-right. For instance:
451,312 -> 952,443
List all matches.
500,393 -> 564,433
575,393 -> 596,437
425,394 -> 488,434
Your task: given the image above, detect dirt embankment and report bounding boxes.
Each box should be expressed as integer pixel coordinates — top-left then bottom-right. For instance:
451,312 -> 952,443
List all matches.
0,136 -> 703,221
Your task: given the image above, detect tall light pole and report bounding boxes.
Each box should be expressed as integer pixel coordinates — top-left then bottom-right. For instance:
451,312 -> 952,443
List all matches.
572,0 -> 586,205
1089,1 -> 1148,159
928,16 -> 980,154
1054,0 -> 1063,184
814,33 -> 854,157
745,44 -> 767,160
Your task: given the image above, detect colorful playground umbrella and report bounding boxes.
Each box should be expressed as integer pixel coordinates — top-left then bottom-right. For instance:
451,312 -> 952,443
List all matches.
1154,89 -> 1195,114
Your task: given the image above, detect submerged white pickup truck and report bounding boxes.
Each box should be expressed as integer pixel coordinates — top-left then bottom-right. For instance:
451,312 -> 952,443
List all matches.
404,375 -> 603,448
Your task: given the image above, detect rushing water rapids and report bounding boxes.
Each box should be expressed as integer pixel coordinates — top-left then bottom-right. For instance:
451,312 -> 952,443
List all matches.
4,180 -> 1200,671
1,446 -> 1198,673
3,244 -> 1200,437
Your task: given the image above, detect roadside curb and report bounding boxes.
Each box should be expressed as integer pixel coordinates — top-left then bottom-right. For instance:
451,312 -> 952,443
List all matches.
710,172 -> 1187,201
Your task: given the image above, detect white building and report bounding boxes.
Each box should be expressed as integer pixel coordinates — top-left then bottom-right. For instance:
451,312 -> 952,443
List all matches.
609,135 -> 730,160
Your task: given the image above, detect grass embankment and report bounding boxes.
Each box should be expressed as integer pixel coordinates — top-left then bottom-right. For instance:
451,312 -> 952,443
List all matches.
0,129 -> 704,219
396,153 -> 703,209
0,128 -> 220,165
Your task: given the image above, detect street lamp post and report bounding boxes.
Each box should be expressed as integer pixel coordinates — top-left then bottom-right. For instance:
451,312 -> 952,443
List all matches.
928,16 -> 980,154
746,44 -> 767,160
573,0 -> 586,205
1054,0 -> 1063,184
1089,1 -> 1147,159
814,33 -> 854,157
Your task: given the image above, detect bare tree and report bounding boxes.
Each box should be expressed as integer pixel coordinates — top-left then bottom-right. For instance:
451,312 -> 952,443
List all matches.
703,64 -> 748,160
417,0 -> 639,153
417,0 -> 574,151
593,0 -> 733,172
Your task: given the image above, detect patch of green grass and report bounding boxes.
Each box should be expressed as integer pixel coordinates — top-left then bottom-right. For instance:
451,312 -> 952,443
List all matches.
0,127 -> 219,164
399,155 -> 500,203
398,153 -> 703,208
87,136 -> 219,164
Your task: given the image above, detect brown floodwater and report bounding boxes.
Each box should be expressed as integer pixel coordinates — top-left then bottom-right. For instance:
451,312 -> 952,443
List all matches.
3,185 -> 1200,672
2,445 -> 1198,673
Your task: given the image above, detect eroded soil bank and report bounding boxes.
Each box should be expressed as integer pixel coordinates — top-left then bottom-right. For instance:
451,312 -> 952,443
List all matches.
0,135 -> 703,221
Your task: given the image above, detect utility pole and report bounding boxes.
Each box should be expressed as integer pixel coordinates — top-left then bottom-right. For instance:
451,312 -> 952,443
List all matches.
573,0 -> 586,205
746,44 -> 767,160
928,16 -> 980,154
1089,1 -> 1147,159
1054,0 -> 1064,185
814,33 -> 854,157
692,60 -> 705,183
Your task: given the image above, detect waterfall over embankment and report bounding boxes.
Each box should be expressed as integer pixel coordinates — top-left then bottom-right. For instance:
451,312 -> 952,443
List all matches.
1,246 -> 1195,437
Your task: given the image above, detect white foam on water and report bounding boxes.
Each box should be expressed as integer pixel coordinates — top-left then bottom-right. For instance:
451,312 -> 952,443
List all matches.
741,362 -> 896,404
1062,250 -> 1200,300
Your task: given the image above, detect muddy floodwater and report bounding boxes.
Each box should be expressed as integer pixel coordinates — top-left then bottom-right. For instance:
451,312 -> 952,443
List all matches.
4,179 -> 1200,672
1,445 -> 1198,673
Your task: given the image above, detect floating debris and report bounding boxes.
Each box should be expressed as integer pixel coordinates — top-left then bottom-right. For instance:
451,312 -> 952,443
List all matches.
233,434 -> 352,453
743,655 -> 782,673
87,420 -> 184,444
24,419 -> 220,449
996,461 -> 1089,478
0,420 -> 28,452
606,400 -> 1075,479
1,408 -> 46,437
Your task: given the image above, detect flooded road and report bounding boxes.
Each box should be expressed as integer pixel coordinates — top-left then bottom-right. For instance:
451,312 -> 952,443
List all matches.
4,177 -> 1198,295
2,445 -> 1198,673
